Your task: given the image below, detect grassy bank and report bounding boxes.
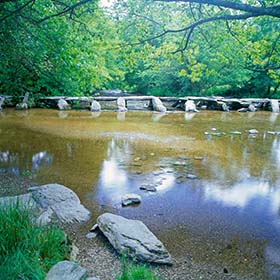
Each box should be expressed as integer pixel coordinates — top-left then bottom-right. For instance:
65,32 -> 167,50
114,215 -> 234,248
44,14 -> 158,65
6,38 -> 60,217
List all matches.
0,202 -> 70,280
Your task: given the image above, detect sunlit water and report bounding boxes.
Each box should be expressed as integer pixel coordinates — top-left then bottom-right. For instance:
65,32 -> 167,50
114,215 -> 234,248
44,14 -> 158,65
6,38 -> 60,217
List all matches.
1,109 -> 280,278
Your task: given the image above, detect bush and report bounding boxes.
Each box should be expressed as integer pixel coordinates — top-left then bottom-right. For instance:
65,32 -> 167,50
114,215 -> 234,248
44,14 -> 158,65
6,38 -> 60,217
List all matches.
0,202 -> 70,280
116,256 -> 161,280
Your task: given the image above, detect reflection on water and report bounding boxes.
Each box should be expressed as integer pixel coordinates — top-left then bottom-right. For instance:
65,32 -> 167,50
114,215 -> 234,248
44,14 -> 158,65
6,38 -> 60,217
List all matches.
1,109 -> 280,278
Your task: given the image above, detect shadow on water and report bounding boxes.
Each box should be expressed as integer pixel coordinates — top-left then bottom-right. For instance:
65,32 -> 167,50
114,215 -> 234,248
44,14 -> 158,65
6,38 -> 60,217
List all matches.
1,109 -> 280,278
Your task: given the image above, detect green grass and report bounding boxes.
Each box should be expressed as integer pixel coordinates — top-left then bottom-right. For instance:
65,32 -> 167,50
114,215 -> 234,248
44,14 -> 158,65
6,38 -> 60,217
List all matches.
0,202 -> 70,280
116,256 -> 161,280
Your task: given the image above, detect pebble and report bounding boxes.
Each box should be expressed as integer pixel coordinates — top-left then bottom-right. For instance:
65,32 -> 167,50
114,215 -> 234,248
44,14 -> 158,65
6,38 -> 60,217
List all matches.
86,232 -> 98,239
186,174 -> 198,179
230,131 -> 242,135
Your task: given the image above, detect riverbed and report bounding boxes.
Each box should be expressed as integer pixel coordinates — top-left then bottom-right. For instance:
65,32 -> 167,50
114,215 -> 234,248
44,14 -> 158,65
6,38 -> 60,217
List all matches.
1,109 -> 280,279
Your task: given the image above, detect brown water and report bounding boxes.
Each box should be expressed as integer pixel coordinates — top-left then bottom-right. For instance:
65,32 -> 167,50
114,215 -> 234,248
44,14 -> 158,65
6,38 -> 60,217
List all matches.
1,109 -> 280,279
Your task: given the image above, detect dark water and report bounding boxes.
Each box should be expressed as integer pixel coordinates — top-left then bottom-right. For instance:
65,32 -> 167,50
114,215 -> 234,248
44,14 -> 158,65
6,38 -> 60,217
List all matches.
1,109 -> 280,278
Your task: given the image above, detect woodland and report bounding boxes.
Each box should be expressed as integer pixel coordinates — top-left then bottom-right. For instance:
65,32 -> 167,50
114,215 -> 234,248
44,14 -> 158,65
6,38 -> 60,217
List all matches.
0,0 -> 279,100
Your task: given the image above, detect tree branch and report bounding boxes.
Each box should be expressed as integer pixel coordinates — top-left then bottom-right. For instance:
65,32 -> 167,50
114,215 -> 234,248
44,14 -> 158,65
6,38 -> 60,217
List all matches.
154,0 -> 280,18
0,0 -> 35,22
36,0 -> 94,23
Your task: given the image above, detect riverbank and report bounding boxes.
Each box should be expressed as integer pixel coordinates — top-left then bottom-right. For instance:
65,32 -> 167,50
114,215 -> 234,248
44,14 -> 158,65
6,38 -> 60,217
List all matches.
0,172 -> 265,280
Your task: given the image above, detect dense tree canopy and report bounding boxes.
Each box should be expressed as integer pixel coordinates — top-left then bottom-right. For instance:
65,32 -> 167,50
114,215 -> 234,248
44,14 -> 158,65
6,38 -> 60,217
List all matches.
0,0 -> 279,100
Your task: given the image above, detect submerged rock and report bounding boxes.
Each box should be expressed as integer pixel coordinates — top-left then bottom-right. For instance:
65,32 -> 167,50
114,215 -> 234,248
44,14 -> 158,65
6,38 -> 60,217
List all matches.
97,213 -> 172,264
46,261 -> 87,280
121,194 -> 141,206
29,183 -> 91,224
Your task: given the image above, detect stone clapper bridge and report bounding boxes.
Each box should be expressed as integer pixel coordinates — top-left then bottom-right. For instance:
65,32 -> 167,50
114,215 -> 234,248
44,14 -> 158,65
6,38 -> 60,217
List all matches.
37,96 -> 280,113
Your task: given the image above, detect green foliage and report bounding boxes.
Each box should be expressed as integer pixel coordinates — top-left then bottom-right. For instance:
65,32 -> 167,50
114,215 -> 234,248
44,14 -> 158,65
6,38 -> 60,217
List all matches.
0,0 -> 279,99
116,256 -> 161,280
0,202 -> 70,280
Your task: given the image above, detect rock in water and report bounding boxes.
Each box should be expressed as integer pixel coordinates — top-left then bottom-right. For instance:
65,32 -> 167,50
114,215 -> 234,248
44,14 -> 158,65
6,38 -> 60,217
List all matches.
46,261 -> 88,280
270,99 -> 279,113
97,213 -> 172,264
249,129 -> 259,134
185,100 -> 199,112
151,97 -> 167,113
121,194 -> 141,206
117,97 -> 128,112
0,97 -> 5,110
248,104 -> 256,112
30,183 -> 91,224
57,99 -> 71,110
90,100 -> 101,112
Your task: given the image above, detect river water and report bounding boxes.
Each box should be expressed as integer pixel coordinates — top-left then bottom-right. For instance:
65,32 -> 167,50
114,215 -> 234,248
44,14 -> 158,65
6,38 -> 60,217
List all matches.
1,109 -> 280,279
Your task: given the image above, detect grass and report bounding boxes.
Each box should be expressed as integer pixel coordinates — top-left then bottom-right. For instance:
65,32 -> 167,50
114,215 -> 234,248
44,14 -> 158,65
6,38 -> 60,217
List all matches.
116,256 -> 161,280
0,201 -> 70,280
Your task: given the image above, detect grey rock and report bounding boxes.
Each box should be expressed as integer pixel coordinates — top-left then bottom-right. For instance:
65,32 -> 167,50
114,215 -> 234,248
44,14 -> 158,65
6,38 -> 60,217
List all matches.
22,92 -> 30,103
46,261 -> 87,280
15,103 -> 28,110
238,108 -> 248,112
90,100 -> 101,112
270,99 -> 279,113
151,97 -> 167,113
57,99 -> 71,110
86,278 -> 100,280
97,213 -> 172,264
86,232 -> 98,239
117,97 -> 128,112
249,129 -> 259,134
185,100 -> 199,112
0,97 -> 5,110
140,185 -> 157,192
248,104 -> 256,112
90,224 -> 99,232
121,194 -> 141,206
30,183 -> 91,224
186,174 -> 198,179
221,102 -> 230,112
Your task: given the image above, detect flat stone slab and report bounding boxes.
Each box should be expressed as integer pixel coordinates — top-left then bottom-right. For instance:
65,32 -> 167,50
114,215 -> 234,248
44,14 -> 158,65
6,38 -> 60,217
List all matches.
30,184 -> 91,224
97,213 -> 172,264
46,261 -> 87,280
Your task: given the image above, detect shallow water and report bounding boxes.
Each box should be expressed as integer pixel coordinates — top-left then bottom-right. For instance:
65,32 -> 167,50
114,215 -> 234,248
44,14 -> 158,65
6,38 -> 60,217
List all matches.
1,109 -> 280,278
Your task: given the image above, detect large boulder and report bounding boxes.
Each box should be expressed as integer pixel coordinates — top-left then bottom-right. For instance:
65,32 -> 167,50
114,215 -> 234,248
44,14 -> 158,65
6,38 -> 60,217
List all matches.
30,184 -> 91,224
151,97 -> 167,113
97,213 -> 172,264
57,99 -> 71,110
46,261 -> 88,280
90,100 -> 101,112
